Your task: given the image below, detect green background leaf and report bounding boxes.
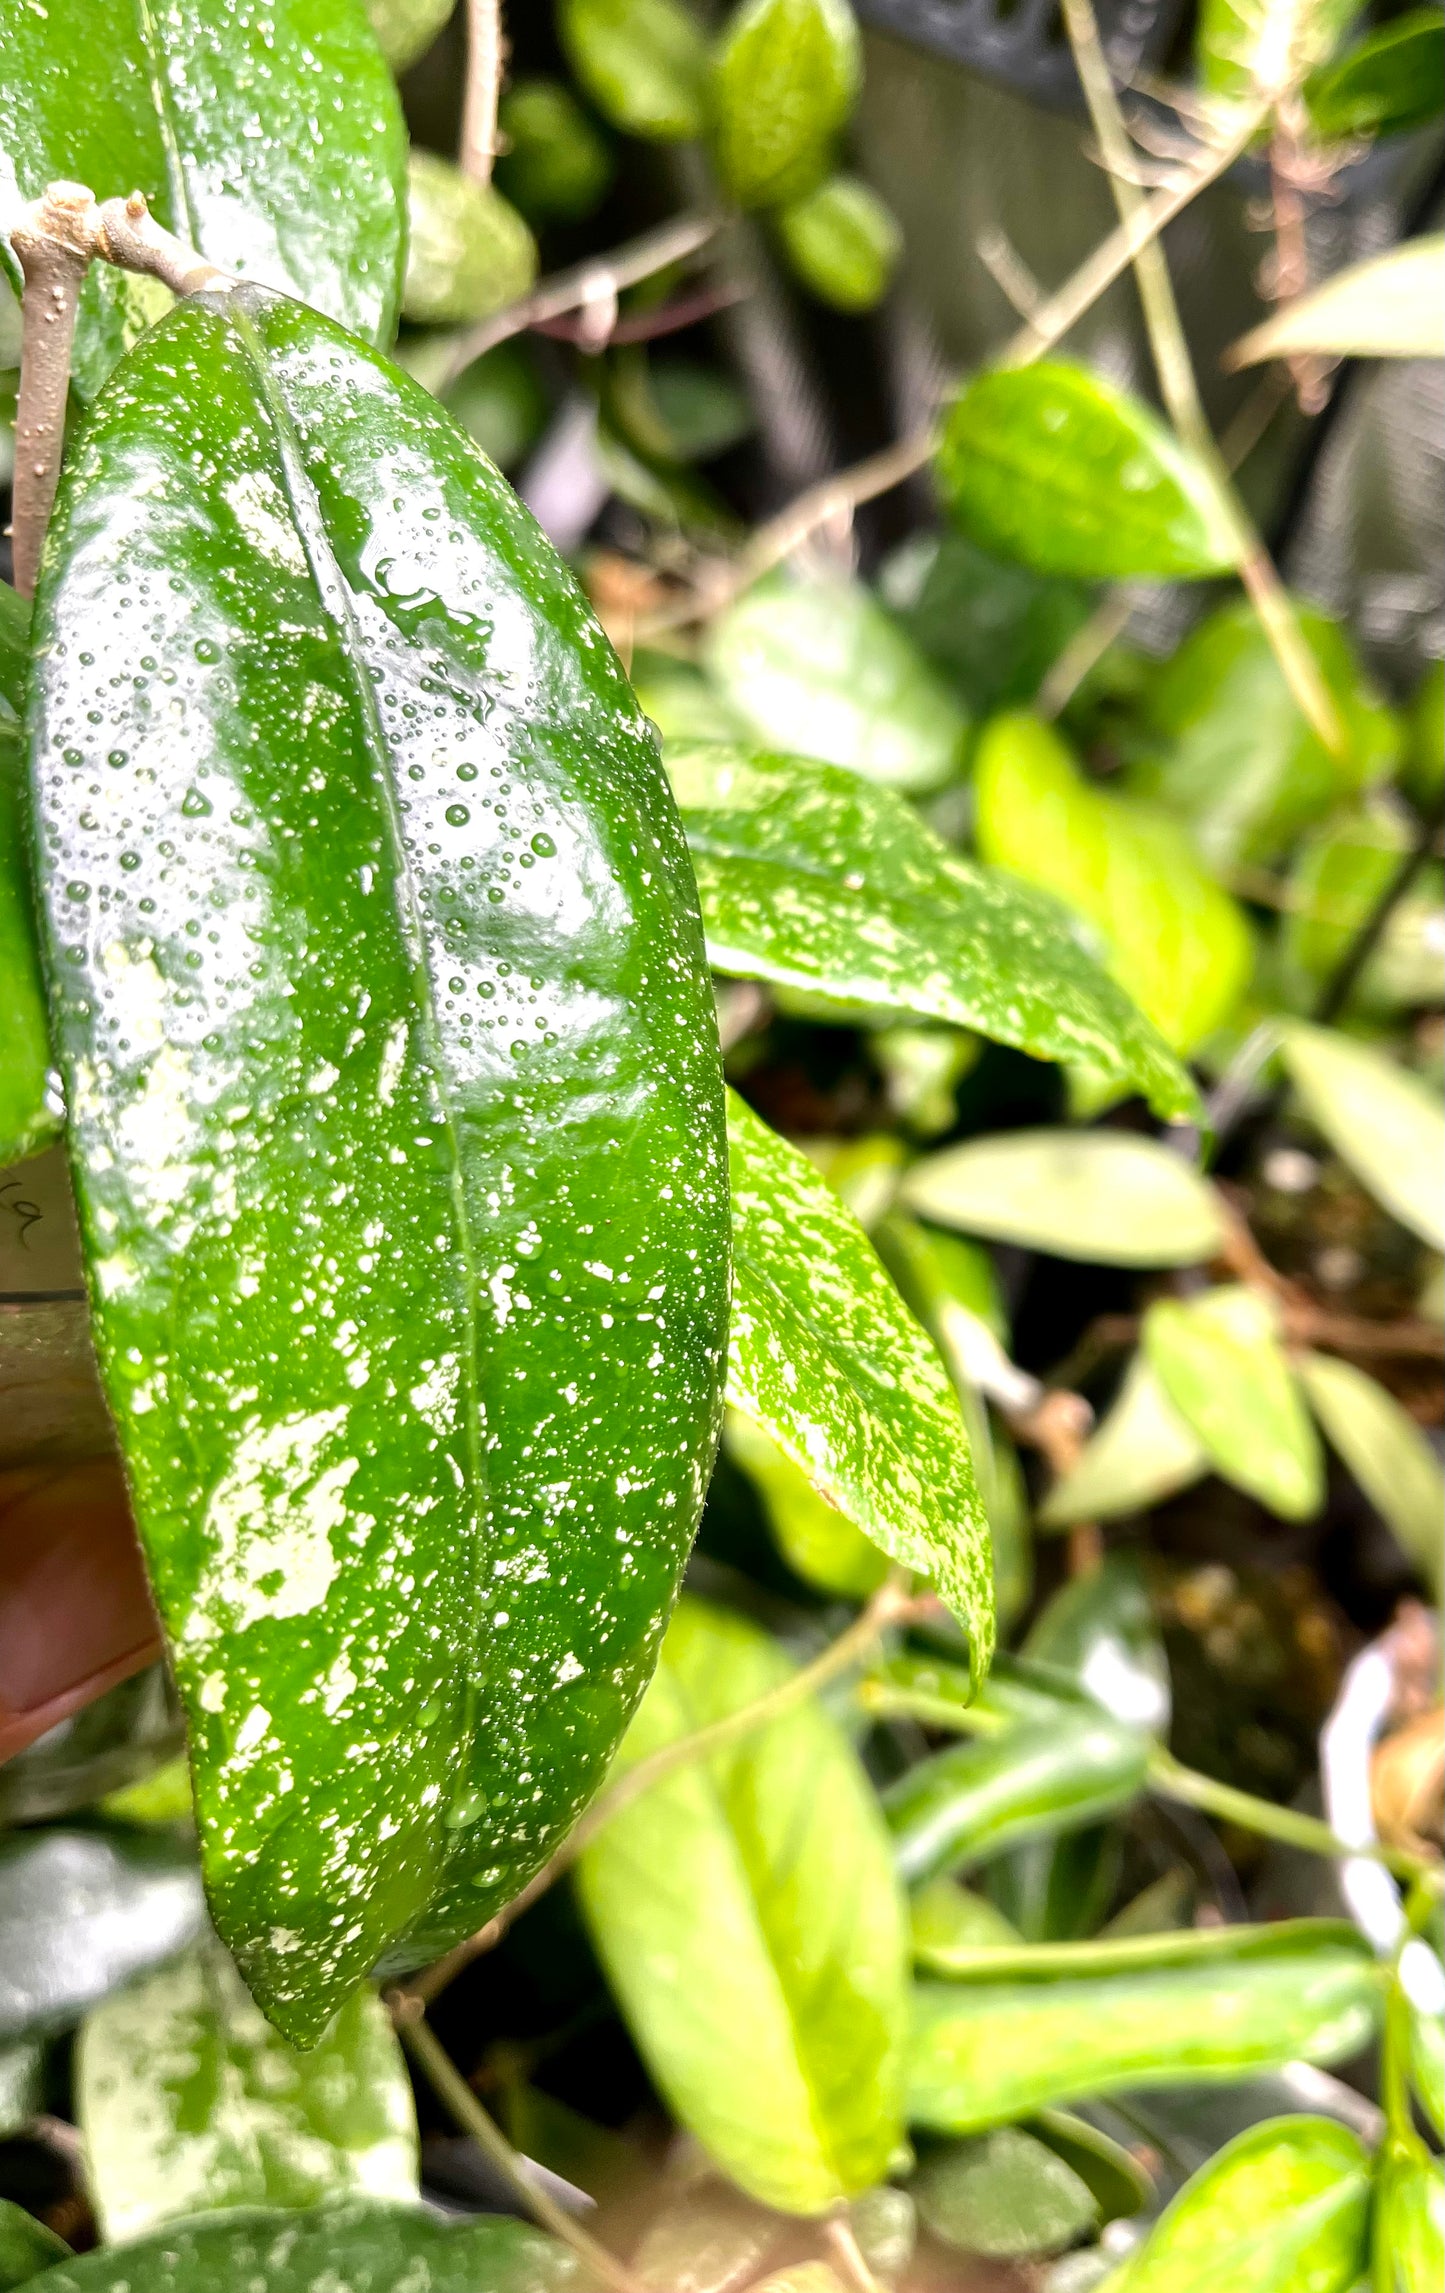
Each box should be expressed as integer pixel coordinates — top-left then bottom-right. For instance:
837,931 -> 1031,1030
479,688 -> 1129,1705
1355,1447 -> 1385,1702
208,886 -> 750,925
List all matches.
1040,1356 -> 1207,1526
402,152 -> 537,326
913,2126 -> 1099,2257
76,1941 -> 417,2241
908,1937 -> 1381,2130
29,287 -> 729,2039
20,2200 -> 575,2293
669,742 -> 1200,1119
1107,2115 -> 1370,2293
703,577 -> 968,792
578,1596 -> 910,2214
1126,599 -> 1399,868
1305,9 -> 1445,140
885,1717 -> 1148,1883
1144,1288 -> 1323,1521
902,1130 -> 1226,1267
936,365 -> 1238,582
1229,237 -> 1445,363
0,0 -> 406,395
1298,1352 -> 1444,1595
710,0 -> 861,208
559,0 -> 709,139
726,1093 -> 992,1661
974,713 -> 1254,1053
0,2199 -> 69,2289
1280,1022 -> 1445,1250
0,1829 -> 203,2042
774,175 -> 901,311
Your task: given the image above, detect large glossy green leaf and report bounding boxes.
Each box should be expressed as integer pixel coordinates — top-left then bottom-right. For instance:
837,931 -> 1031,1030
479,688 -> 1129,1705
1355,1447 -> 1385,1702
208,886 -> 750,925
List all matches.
1196,0 -> 1362,102
22,2201 -> 575,2293
726,1093 -> 992,1661
1305,10 -> 1445,139
577,1596 -> 910,2214
1229,238 -> 1445,364
1143,1287 -> 1323,1521
974,713 -> 1254,1053
902,1129 -> 1226,1267
402,152 -> 537,326
1298,1351 -> 1444,1595
0,1 -> 405,398
28,286 -> 729,2041
76,1940 -> 416,2241
0,2203 -> 69,2291
668,743 -> 1198,1120
1106,2115 -> 1370,2293
559,0 -> 709,139
703,576 -> 968,793
710,0 -> 860,208
1039,1356 -> 1207,1527
1279,1022 -> 1445,1251
936,365 -> 1237,583
0,1828 -> 204,2042
1127,599 -> 1399,868
913,2127 -> 1098,2258
884,1716 -> 1148,1883
908,1929 -> 1382,2130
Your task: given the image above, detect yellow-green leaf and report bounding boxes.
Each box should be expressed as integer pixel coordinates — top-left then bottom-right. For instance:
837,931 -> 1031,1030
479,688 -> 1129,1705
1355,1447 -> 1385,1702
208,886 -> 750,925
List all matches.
974,713 -> 1254,1053
937,365 -> 1237,583
1280,1021 -> 1445,1250
1143,1287 -> 1324,1521
577,1597 -> 909,2214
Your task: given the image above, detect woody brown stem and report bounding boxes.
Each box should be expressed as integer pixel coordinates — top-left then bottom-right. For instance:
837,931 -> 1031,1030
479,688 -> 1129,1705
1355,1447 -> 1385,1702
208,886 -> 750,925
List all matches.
460,0 -> 504,186
9,182 -> 236,595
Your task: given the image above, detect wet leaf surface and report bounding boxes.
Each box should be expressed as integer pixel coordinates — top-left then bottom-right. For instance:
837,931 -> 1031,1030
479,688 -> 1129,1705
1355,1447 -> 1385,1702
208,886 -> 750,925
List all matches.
0,0 -> 406,395
28,286 -> 729,2039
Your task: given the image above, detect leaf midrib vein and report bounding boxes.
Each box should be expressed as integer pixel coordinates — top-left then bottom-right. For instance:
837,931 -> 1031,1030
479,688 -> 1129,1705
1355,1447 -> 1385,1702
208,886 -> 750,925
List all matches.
227,297 -> 489,1840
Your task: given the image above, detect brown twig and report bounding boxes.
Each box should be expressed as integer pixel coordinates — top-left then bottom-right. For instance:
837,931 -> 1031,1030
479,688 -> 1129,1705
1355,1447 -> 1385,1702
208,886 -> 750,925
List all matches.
460,0 -> 505,187
436,211 -> 722,387
9,184 -> 235,595
404,1572 -> 928,2006
390,2005 -> 643,2293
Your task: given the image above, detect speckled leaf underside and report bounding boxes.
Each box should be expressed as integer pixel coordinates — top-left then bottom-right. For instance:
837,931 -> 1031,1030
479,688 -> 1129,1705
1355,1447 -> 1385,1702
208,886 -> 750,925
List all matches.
27,285 -> 729,2043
